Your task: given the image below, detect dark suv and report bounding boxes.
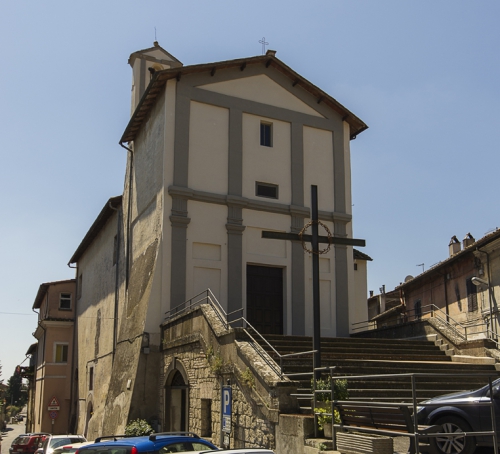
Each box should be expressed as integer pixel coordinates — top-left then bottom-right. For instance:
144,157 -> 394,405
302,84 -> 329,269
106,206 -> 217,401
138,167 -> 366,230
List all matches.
76,433 -> 217,454
417,378 -> 500,454
10,434 -> 50,454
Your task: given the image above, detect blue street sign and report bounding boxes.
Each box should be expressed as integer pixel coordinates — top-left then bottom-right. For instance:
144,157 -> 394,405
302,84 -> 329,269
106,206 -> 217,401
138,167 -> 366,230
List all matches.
222,386 -> 232,433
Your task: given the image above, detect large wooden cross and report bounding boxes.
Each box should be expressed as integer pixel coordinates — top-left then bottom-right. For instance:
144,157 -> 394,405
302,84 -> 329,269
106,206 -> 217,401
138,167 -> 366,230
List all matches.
262,185 -> 366,375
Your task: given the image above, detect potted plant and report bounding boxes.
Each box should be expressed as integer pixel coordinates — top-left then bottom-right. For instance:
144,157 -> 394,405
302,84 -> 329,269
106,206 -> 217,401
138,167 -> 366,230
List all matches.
313,376 -> 348,437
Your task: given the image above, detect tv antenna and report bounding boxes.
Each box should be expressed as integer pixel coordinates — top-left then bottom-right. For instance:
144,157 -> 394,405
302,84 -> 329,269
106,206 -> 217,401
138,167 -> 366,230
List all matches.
416,263 -> 424,273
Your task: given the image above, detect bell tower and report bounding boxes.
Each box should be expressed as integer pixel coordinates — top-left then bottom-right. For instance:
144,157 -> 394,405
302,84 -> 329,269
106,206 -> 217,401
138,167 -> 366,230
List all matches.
128,41 -> 182,115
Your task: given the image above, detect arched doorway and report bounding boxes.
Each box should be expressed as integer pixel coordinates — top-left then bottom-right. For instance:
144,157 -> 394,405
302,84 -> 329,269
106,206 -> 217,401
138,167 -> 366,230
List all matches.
84,401 -> 93,438
164,361 -> 189,432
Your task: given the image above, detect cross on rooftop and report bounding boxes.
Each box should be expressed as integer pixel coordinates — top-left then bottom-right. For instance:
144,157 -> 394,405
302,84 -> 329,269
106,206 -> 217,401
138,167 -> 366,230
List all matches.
259,37 -> 269,54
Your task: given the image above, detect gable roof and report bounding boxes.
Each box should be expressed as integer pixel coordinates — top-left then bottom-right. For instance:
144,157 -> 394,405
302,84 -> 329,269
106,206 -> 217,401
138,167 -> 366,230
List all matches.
354,249 -> 373,261
69,195 -> 122,265
120,51 -> 368,144
396,228 -> 500,289
33,279 -> 76,309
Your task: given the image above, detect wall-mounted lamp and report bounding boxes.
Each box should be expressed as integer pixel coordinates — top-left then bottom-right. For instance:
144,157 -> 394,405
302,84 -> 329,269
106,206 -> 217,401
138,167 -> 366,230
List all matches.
471,277 -> 488,287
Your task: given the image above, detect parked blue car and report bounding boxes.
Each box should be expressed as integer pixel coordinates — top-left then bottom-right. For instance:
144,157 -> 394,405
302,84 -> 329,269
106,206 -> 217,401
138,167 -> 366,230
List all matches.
417,378 -> 500,454
75,433 -> 217,454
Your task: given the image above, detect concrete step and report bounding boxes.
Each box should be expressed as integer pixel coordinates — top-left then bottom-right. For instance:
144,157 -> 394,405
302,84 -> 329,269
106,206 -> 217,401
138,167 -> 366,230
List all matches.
451,355 -> 496,365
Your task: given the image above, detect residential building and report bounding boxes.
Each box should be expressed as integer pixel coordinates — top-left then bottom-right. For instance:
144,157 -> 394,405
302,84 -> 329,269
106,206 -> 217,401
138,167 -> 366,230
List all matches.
31,279 -> 76,433
368,229 -> 500,344
68,42 -> 368,441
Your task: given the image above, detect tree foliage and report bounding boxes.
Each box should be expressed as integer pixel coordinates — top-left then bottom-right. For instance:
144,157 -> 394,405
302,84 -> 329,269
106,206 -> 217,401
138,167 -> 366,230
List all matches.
5,369 -> 27,406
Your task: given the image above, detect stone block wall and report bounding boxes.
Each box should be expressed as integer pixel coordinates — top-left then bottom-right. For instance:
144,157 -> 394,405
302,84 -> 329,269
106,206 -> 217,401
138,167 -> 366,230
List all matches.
161,341 -> 276,450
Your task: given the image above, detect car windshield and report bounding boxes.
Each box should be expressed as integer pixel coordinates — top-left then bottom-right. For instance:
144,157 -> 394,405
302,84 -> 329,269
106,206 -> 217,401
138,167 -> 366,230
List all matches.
12,436 -> 26,445
51,440 -> 85,450
79,448 -> 132,454
18,438 -> 31,446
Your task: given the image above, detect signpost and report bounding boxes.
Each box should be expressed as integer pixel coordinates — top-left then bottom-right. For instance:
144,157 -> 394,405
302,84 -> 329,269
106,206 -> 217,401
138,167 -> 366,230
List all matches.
221,383 -> 232,448
48,397 -> 60,426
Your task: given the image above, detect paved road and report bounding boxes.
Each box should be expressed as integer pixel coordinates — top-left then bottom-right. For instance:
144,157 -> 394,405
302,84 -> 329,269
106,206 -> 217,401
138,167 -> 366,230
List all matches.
1,418 -> 28,454
2,419 -> 26,454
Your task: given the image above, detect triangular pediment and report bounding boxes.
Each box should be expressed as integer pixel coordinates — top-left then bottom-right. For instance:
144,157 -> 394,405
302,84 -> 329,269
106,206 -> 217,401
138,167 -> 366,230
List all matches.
197,74 -> 324,118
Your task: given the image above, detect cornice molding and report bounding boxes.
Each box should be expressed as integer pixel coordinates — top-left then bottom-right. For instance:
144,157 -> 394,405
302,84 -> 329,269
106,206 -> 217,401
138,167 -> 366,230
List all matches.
168,186 -> 352,224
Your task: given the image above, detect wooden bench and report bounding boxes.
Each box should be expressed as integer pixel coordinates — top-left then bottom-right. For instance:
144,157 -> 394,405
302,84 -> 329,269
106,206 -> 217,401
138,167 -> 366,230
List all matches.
332,401 -> 442,454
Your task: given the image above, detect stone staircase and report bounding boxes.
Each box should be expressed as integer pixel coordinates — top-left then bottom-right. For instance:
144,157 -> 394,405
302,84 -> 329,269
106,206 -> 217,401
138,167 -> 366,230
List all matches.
251,334 -> 500,406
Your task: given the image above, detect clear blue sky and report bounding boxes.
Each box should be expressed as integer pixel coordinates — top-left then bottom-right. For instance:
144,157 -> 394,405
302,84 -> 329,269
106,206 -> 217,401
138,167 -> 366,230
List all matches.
1,1 -> 499,380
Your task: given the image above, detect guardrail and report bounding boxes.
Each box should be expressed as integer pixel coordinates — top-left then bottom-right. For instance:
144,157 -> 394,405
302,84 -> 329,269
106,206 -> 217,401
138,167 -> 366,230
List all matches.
311,370 -> 500,454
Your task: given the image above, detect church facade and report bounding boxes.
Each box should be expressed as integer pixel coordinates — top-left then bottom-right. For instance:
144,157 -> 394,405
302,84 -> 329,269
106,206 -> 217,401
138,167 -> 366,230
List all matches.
69,43 -> 368,440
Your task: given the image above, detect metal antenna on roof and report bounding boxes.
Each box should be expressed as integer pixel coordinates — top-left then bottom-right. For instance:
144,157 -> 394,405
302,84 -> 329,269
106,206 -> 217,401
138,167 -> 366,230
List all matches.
259,37 -> 269,55
416,263 -> 424,273
155,27 -> 157,42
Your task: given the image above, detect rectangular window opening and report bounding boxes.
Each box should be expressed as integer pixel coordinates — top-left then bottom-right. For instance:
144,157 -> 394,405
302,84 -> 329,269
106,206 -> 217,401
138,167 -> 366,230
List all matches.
89,367 -> 94,391
200,399 -> 212,437
256,182 -> 278,199
55,344 -> 68,363
260,122 -> 273,147
466,277 -> 478,312
59,293 -> 72,310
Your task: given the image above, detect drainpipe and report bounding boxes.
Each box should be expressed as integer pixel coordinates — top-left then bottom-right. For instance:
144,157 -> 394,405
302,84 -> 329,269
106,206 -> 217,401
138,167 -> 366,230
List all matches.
108,200 -> 122,361
476,248 -> 496,340
67,263 -> 78,432
32,304 -> 46,428
120,141 -> 134,288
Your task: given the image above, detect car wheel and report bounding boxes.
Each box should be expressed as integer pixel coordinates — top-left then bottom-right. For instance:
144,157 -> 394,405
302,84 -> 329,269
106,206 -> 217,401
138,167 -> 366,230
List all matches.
429,416 -> 476,454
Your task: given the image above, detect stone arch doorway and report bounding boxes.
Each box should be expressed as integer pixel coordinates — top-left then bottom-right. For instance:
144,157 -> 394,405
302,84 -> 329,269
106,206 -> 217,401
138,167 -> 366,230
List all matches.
164,359 -> 189,432
84,401 -> 93,438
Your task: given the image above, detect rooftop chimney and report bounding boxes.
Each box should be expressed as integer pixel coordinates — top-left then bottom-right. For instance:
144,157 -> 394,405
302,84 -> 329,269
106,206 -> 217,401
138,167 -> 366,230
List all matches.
463,232 -> 475,249
449,235 -> 461,256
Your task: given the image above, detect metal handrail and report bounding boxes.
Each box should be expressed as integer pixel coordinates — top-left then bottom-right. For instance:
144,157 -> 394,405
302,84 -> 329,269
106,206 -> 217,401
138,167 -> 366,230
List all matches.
312,370 -> 500,454
353,302 -> 500,346
163,289 -> 315,379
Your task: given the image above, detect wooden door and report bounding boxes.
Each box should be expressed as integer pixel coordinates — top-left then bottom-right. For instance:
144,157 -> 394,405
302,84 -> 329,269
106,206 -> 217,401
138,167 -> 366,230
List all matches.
246,265 -> 283,335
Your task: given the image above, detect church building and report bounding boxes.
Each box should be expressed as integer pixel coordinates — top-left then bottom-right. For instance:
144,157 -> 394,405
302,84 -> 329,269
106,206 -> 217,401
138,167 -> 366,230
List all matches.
68,42 -> 368,444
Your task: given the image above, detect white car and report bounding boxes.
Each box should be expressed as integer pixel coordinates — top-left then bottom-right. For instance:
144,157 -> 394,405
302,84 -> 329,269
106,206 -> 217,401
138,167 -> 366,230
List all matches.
36,436 -> 87,454
51,442 -> 94,454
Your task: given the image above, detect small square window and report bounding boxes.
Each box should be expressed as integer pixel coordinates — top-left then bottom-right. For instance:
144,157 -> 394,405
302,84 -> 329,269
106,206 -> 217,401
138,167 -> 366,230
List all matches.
55,344 -> 68,363
59,293 -> 72,310
256,182 -> 278,199
260,122 -> 273,147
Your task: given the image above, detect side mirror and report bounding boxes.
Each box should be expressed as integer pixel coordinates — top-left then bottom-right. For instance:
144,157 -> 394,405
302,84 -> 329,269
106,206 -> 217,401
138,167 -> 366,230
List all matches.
492,386 -> 500,399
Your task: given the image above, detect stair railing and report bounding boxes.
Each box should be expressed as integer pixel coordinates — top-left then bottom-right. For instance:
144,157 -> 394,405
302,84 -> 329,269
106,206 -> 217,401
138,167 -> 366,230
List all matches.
352,302 -> 500,347
164,289 -> 316,379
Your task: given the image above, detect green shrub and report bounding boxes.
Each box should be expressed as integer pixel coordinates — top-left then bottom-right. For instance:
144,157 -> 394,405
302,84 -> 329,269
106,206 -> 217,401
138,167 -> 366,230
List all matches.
125,419 -> 154,436
314,407 -> 341,430
312,376 -> 348,402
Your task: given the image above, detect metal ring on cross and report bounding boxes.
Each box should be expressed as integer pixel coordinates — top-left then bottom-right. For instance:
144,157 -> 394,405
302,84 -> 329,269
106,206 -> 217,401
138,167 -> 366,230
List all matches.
298,220 -> 333,255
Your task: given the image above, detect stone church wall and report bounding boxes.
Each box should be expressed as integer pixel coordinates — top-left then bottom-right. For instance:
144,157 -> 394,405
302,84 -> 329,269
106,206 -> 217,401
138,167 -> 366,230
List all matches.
160,305 -> 300,450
